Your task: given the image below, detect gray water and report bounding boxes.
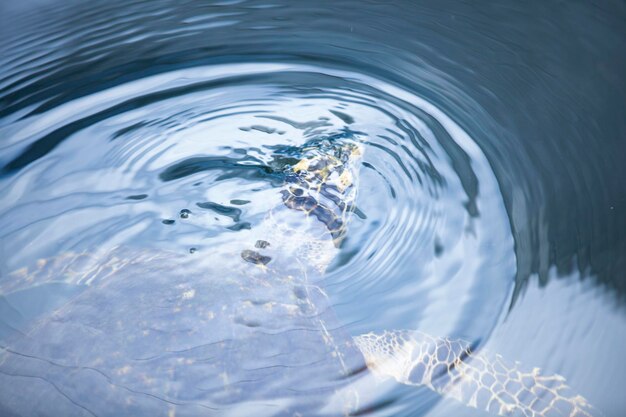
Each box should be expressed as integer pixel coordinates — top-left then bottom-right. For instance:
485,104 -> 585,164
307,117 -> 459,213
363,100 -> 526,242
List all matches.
0,1 -> 624,416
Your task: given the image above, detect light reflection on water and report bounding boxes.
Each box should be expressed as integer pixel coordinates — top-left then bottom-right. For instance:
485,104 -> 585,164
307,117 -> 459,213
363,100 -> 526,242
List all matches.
0,1 -> 624,416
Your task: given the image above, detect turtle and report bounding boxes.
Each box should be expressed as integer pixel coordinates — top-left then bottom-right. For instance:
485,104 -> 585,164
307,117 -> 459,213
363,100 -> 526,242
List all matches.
0,136 -> 595,417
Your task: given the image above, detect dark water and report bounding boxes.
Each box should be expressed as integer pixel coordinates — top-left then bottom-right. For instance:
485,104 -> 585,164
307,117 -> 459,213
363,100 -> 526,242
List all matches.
0,1 -> 624,416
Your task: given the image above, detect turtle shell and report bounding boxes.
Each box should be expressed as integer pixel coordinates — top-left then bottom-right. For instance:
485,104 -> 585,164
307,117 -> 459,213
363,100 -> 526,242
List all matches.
0,248 -> 365,417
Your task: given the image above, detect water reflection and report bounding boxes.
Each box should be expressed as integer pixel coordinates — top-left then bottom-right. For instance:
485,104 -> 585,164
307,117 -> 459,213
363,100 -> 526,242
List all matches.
0,0 -> 624,416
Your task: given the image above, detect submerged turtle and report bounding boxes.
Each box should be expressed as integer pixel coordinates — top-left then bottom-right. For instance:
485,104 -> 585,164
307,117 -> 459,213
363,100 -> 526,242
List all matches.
0,137 -> 594,417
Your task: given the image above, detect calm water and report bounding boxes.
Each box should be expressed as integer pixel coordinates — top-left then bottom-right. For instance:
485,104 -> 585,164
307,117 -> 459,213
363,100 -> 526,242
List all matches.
0,1 -> 624,416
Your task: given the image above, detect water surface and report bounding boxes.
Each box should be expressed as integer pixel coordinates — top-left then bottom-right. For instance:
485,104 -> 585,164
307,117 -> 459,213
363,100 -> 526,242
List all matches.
0,1 -> 624,416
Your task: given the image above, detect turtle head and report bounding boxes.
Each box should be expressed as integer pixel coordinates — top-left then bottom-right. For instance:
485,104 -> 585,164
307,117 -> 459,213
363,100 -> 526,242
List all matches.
290,140 -> 362,191
281,138 -> 363,245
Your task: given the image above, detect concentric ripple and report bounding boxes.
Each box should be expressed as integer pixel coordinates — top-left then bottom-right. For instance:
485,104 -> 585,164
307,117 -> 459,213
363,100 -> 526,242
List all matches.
0,12 -> 516,409
0,62 -> 514,349
2,0 -> 625,415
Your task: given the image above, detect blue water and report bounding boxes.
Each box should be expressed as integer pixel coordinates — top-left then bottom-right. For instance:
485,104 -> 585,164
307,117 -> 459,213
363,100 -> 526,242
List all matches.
0,1 -> 624,416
